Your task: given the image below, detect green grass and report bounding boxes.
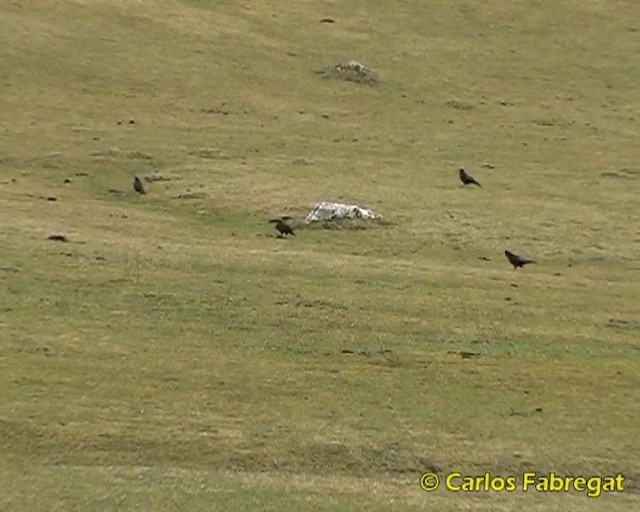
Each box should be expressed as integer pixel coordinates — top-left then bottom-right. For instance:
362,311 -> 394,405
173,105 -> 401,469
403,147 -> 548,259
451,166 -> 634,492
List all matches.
1,0 -> 639,510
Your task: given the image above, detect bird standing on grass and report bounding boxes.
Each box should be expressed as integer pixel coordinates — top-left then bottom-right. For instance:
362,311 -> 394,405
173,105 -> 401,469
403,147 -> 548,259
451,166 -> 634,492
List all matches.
269,217 -> 295,237
505,250 -> 536,270
459,168 -> 481,187
133,176 -> 146,195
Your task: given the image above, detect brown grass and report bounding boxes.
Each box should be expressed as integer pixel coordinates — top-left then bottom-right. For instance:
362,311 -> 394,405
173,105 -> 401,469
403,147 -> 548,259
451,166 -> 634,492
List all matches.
1,0 -> 639,510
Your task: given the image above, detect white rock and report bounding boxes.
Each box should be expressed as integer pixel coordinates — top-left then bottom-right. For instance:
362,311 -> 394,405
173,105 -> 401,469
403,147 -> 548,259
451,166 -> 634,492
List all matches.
305,201 -> 381,223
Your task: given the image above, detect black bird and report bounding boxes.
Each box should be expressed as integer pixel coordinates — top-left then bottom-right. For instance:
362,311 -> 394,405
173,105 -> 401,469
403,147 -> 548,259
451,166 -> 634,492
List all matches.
505,250 -> 536,270
459,168 -> 481,187
269,217 -> 295,237
133,176 -> 146,195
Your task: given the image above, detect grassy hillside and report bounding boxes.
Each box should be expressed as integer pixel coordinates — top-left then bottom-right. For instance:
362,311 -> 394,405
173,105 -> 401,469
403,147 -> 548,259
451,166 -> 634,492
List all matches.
1,0 -> 639,510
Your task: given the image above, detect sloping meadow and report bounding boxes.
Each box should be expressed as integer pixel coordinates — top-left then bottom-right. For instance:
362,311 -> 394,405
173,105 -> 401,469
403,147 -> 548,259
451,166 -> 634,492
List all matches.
0,0 -> 638,510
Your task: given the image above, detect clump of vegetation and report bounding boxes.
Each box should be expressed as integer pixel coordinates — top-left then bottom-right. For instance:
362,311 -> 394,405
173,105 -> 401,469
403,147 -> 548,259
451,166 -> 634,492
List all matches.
446,98 -> 475,110
316,60 -> 380,85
